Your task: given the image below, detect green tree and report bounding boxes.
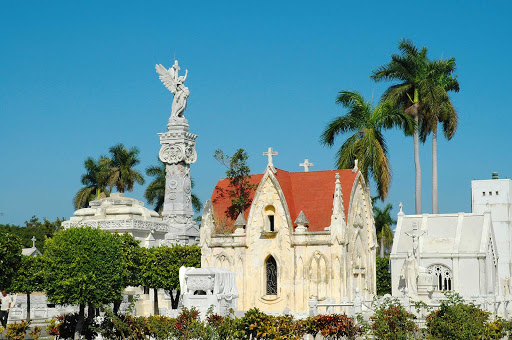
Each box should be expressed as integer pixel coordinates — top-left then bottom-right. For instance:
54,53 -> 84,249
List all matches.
376,256 -> 391,295
142,245 -> 201,314
419,58 -> 460,214
10,255 -> 45,322
371,39 -> 430,212
107,143 -> 145,193
0,216 -> 63,252
0,233 -> 22,290
320,91 -> 413,199
372,199 -> 396,257
214,149 -> 256,219
144,160 -> 202,214
43,227 -> 124,339
74,156 -> 111,209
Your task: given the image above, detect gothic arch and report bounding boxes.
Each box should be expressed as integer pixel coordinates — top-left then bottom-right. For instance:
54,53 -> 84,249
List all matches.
265,255 -> 278,295
308,251 -> 329,299
428,264 -> 452,291
214,252 -> 232,269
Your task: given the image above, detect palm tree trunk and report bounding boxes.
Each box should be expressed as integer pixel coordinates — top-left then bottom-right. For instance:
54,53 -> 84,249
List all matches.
413,113 -> 422,214
432,126 -> 438,214
379,237 -> 385,258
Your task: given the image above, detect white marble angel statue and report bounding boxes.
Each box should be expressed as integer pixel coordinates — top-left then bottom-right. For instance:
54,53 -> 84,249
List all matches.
155,60 -> 190,118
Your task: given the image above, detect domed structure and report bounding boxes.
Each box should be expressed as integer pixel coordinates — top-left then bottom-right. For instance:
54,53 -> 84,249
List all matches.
63,193 -> 199,247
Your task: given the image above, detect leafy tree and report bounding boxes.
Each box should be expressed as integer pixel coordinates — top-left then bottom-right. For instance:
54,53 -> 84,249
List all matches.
0,216 -> 63,252
371,39 -> 430,213
320,91 -> 413,199
214,149 -> 256,219
10,255 -> 45,322
43,227 -> 125,338
376,256 -> 391,295
372,199 -> 396,257
142,245 -> 201,314
0,232 -> 22,290
419,58 -> 459,214
74,156 -> 111,209
144,160 -> 202,214
107,144 -> 145,193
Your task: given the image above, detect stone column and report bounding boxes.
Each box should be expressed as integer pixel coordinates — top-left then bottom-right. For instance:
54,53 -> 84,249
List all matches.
158,116 -> 198,243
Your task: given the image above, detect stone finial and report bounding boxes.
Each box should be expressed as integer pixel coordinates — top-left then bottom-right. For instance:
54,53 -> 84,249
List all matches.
299,159 -> 314,172
31,236 -> 36,248
332,173 -> 344,216
234,213 -> 247,228
352,159 -> 359,173
399,202 -> 404,215
294,211 -> 309,233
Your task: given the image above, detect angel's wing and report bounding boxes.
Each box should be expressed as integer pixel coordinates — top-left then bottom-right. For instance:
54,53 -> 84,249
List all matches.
155,64 -> 177,93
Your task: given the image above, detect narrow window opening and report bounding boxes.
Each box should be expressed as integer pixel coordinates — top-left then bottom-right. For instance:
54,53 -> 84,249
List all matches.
268,215 -> 275,232
489,191 -> 492,196
496,191 -> 499,195
266,256 -> 277,295
483,192 -> 486,196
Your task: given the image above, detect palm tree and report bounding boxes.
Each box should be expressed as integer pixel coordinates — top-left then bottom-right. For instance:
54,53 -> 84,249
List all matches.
371,39 -> 430,214
321,91 -> 413,200
73,156 -> 111,209
107,144 -> 145,193
144,160 -> 202,214
372,198 -> 396,257
420,58 -> 459,213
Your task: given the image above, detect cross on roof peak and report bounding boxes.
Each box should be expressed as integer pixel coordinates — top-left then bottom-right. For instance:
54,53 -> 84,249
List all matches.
263,147 -> 278,167
299,159 -> 314,172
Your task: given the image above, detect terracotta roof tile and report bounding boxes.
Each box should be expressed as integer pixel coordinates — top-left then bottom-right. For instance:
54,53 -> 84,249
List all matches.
210,168 -> 358,232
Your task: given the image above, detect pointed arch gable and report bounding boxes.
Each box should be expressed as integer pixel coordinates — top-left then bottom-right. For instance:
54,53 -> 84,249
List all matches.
246,168 -> 293,230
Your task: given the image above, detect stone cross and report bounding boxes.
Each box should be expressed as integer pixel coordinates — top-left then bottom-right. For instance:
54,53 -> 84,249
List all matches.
263,147 -> 278,167
299,159 -> 314,172
399,202 -> 403,214
31,236 -> 36,248
405,222 -> 426,263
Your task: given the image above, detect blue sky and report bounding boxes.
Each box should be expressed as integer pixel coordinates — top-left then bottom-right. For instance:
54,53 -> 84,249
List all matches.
1,1 -> 511,225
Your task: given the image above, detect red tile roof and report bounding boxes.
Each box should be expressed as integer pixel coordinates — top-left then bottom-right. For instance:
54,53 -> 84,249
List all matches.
210,168 -> 358,232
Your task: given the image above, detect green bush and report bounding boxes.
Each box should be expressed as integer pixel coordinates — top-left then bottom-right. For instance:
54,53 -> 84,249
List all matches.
49,313 -> 98,340
361,297 -> 418,340
5,321 -> 30,340
302,314 -> 361,339
425,292 -> 490,340
376,256 -> 392,295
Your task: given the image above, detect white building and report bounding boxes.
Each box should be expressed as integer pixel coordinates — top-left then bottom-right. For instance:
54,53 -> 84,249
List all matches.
390,210 -> 498,299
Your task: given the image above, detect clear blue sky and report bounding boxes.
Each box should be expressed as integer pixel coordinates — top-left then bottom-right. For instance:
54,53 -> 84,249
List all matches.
1,1 -> 511,225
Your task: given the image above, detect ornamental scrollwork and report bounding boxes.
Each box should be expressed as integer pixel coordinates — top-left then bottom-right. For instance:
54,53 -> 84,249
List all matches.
159,143 -> 196,164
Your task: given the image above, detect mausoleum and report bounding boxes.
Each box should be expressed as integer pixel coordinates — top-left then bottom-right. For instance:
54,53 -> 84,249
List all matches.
200,156 -> 377,313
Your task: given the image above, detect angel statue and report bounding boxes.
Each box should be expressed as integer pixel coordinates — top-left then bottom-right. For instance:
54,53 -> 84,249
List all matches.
155,60 -> 190,118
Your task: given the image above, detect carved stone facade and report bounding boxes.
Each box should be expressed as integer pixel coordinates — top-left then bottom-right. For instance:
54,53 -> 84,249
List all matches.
200,166 -> 377,313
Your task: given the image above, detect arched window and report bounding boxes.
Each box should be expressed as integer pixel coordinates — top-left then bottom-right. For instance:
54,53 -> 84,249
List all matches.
265,205 -> 276,232
266,256 -> 277,295
428,264 -> 452,291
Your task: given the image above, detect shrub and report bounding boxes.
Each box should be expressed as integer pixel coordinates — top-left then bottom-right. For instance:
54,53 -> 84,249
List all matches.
365,297 -> 418,340
425,292 -> 490,340
29,326 -> 42,340
376,256 -> 392,295
49,313 -> 98,340
5,321 -> 30,340
303,314 -> 360,339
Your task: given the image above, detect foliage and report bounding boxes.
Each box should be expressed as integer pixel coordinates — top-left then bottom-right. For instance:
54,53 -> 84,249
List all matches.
376,256 -> 392,295
214,148 -> 256,219
425,292 -> 491,340
48,313 -> 98,340
361,297 -> 418,340
237,308 -> 305,340
73,155 -> 112,209
320,91 -> 413,200
107,143 -> 145,193
43,226 -> 125,307
10,255 -> 45,294
0,216 -> 63,251
372,198 -> 396,256
5,321 -> 30,340
116,233 -> 145,287
144,159 -> 202,214
142,245 -> 201,310
302,314 -> 361,339
29,326 -> 42,340
0,232 -> 22,290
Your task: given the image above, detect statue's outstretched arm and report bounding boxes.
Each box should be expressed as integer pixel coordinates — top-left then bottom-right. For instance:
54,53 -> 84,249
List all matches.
183,69 -> 188,82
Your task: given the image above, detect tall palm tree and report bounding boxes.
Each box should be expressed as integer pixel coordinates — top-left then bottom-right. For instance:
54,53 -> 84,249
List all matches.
107,144 -> 145,193
144,160 -> 202,214
372,198 -> 396,257
321,91 -> 413,200
73,156 -> 111,209
420,58 -> 459,213
371,39 -> 430,214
